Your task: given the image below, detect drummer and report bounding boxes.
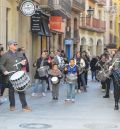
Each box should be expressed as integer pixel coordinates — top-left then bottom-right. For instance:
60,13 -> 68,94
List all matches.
64,58 -> 79,103
32,52 -> 50,97
0,40 -> 31,112
48,63 -> 62,100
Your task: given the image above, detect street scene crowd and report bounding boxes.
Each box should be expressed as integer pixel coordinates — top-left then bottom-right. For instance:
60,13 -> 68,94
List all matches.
0,40 -> 120,112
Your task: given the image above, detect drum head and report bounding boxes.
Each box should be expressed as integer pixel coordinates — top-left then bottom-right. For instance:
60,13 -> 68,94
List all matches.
10,71 -> 25,81
51,77 -> 58,82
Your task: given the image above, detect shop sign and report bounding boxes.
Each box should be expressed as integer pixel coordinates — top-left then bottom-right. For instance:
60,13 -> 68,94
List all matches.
20,0 -> 36,16
64,39 -> 73,45
49,16 -> 62,30
31,10 -> 41,32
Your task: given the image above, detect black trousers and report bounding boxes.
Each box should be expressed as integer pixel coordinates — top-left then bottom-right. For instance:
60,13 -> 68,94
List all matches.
7,83 -> 28,108
101,78 -> 110,94
84,71 -> 88,85
0,86 -> 5,96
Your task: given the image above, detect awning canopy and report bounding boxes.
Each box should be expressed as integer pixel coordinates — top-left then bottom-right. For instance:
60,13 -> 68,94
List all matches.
38,20 -> 45,36
42,18 -> 51,37
38,17 -> 51,37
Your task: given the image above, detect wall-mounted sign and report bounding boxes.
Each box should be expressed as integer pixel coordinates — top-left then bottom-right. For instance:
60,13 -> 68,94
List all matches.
64,39 -> 73,45
20,0 -> 36,16
49,16 -> 62,30
31,10 -> 41,32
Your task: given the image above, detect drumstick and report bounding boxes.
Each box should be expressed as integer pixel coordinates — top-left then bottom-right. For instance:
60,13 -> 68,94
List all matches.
13,60 -> 26,66
7,71 -> 16,75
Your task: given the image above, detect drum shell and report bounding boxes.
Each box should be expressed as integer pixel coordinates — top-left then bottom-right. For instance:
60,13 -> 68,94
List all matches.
37,66 -> 49,77
10,71 -> 31,92
96,70 -> 111,82
66,74 -> 77,83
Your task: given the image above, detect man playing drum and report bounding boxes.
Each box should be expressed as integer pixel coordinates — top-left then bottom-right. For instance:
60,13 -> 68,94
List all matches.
0,40 -> 31,112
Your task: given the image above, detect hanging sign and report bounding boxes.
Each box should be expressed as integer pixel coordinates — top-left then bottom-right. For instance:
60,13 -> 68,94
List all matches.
31,10 -> 41,32
20,0 -> 36,16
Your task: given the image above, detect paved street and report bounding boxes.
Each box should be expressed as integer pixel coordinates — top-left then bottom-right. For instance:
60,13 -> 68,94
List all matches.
0,78 -> 120,129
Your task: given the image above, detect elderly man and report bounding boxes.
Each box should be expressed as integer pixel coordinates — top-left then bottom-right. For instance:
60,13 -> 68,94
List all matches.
0,40 -> 31,112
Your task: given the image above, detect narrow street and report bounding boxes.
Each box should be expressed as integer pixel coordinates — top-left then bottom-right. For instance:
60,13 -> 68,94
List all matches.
0,77 -> 120,129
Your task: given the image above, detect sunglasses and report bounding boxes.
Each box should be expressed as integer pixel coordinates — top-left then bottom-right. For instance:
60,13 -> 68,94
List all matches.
13,44 -> 18,46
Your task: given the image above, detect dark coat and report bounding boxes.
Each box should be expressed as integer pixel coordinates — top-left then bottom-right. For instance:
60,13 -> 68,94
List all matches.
0,50 -> 25,83
90,58 -> 98,71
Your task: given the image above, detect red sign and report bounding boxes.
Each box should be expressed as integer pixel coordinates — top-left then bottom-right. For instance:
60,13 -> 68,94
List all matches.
49,16 -> 62,30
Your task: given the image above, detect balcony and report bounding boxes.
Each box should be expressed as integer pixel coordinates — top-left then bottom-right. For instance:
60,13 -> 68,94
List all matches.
72,0 -> 85,12
93,0 -> 106,6
80,17 -> 106,33
51,0 -> 71,18
97,0 -> 106,6
39,0 -> 54,11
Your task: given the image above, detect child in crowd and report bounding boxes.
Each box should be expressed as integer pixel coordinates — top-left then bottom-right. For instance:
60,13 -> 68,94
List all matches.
48,63 -> 62,100
64,58 -> 79,103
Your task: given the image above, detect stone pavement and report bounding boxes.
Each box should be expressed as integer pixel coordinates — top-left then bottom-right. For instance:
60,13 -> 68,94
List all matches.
0,79 -> 120,129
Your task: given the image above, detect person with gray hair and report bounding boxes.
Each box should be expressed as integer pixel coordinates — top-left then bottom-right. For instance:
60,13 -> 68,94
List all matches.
0,40 -> 31,112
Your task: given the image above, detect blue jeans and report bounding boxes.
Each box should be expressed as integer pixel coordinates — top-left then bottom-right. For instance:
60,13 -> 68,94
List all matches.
67,83 -> 76,99
33,79 -> 47,93
91,70 -> 96,80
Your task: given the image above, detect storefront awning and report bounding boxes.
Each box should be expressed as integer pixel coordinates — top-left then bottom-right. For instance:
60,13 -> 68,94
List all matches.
38,20 -> 45,36
42,18 -> 51,37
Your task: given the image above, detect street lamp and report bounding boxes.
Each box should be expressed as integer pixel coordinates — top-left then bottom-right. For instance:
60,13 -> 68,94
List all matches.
80,7 -> 94,18
87,8 -> 94,17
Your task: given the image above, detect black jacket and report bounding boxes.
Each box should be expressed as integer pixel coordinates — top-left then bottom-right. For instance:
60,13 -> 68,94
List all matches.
90,58 -> 98,71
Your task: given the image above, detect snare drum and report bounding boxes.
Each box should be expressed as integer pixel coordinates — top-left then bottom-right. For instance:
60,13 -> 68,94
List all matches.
37,66 -> 49,77
51,76 -> 59,85
10,71 -> 31,92
66,74 -> 77,84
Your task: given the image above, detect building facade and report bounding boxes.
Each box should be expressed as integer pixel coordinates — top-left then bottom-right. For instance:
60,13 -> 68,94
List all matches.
0,0 -> 107,80
79,0 -> 106,56
0,0 -> 72,79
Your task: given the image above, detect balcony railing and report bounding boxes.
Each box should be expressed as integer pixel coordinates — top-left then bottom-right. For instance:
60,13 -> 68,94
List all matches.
93,0 -> 106,6
52,0 -> 71,18
39,0 -> 71,18
80,17 -> 106,32
39,0 -> 54,10
72,0 -> 85,12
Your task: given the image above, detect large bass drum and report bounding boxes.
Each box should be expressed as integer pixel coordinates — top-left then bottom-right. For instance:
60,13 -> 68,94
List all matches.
10,71 -> 31,92
96,70 -> 111,82
66,74 -> 77,84
37,66 -> 49,77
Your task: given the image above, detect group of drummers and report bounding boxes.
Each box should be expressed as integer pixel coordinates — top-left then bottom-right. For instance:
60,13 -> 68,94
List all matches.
0,40 -> 120,112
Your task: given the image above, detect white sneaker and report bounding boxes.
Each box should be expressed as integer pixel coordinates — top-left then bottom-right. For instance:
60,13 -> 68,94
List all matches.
75,90 -> 77,93
0,97 -> 7,104
110,90 -> 113,94
65,99 -> 70,101
71,99 -> 75,103
31,93 -> 38,97
42,92 -> 46,97
78,90 -> 81,93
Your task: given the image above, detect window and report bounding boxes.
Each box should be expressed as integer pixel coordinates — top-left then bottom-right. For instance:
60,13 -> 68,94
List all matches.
110,21 -> 112,29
